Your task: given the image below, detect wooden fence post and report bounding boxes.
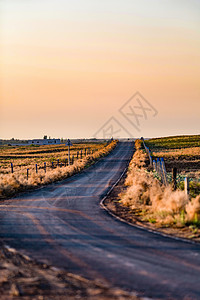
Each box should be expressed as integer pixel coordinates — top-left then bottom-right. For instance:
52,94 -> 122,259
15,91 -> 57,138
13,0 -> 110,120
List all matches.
77,151 -> 79,159
184,177 -> 189,195
81,150 -> 82,159
172,167 -> 177,190
27,168 -> 29,180
158,159 -> 165,183
149,155 -> 153,167
44,162 -> 46,173
11,163 -> 13,173
161,158 -> 168,186
35,164 -> 38,173
156,158 -> 160,175
142,140 -> 152,167
52,162 -> 54,169
146,147 -> 152,166
68,146 -> 70,166
153,160 -> 156,171
57,159 -> 59,167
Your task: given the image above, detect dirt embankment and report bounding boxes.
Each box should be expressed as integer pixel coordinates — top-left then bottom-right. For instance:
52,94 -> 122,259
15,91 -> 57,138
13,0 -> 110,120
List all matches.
0,243 -> 139,300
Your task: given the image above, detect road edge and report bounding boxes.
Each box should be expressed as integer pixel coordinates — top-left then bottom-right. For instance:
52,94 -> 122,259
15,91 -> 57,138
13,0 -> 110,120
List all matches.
100,166 -> 199,246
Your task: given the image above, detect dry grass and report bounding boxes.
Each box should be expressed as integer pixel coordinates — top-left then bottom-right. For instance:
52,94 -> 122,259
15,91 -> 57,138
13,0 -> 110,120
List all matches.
152,147 -> 200,158
0,143 -> 106,175
120,139 -> 200,226
0,141 -> 118,199
145,135 -> 200,150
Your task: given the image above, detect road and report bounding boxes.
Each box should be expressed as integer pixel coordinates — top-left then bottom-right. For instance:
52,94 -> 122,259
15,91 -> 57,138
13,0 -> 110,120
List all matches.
0,142 -> 200,299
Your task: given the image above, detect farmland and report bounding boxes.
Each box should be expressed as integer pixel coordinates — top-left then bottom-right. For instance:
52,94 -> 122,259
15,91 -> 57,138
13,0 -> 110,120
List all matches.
0,142 -> 107,175
145,135 -> 200,150
0,140 -> 117,199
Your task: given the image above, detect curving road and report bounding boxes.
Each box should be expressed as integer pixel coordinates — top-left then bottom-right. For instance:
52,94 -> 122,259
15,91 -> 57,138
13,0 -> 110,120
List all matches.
0,142 -> 200,299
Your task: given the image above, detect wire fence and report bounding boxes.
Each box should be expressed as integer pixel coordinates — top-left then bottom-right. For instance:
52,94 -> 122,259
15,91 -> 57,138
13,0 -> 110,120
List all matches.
0,145 -> 105,179
141,138 -> 192,195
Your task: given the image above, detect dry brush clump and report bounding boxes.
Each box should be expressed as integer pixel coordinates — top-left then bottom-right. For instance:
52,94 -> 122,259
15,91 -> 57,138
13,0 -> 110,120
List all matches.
0,141 -> 118,199
120,139 -> 200,226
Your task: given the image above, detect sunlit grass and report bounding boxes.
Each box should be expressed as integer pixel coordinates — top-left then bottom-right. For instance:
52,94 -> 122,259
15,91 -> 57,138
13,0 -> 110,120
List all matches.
145,135 -> 200,150
0,143 -> 106,175
151,147 -> 200,158
120,139 -> 200,228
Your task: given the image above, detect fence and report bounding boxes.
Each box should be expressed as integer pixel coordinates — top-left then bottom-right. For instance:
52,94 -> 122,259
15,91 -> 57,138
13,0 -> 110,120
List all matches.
141,138 -> 191,194
3,147 -> 100,180
141,138 -> 152,167
142,138 -> 168,186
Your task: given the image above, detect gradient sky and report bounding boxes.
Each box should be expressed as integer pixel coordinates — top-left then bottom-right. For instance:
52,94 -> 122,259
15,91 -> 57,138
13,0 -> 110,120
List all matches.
1,0 -> 200,139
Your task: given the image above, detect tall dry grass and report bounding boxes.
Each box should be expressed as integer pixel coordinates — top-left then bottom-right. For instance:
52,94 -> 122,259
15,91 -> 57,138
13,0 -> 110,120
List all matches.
0,141 -> 118,199
120,139 -> 200,225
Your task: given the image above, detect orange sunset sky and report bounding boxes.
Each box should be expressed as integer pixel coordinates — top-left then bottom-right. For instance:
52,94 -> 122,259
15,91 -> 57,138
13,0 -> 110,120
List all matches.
0,0 -> 200,139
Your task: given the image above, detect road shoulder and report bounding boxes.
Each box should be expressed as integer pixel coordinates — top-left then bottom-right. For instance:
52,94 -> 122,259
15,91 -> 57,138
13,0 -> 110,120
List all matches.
0,243 -> 139,300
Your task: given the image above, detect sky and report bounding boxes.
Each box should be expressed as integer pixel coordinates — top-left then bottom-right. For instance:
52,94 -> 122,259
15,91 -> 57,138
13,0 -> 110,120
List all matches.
0,0 -> 200,139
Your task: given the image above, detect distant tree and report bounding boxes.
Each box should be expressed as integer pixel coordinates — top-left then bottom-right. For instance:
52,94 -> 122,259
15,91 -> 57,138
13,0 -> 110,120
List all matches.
61,137 -> 64,143
43,135 -> 47,139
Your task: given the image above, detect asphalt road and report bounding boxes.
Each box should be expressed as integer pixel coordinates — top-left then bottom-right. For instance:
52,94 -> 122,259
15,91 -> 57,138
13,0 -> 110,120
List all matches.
0,142 -> 200,299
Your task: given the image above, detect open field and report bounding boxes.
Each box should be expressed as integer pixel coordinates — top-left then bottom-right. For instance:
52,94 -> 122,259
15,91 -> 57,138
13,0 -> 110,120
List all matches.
146,135 -> 200,150
0,142 -> 106,175
0,141 -> 117,199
